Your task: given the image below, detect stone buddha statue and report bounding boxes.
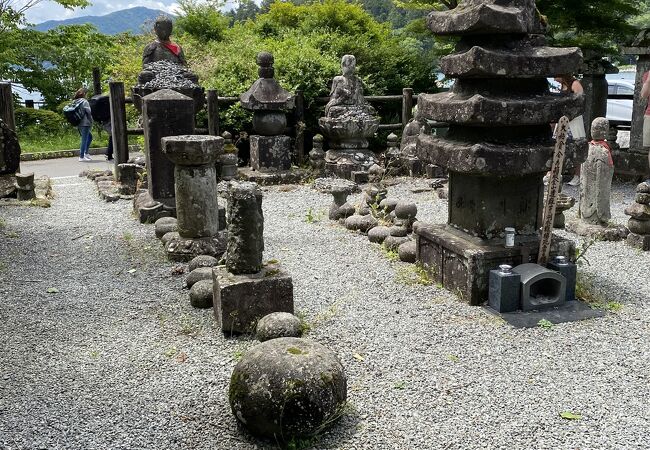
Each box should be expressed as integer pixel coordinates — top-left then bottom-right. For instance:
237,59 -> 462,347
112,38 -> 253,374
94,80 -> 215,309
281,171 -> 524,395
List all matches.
142,16 -> 187,66
324,55 -> 375,119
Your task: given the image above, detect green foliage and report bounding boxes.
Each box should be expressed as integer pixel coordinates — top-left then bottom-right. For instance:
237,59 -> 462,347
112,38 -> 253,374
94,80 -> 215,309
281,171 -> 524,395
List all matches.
6,25 -> 115,108
537,0 -> 640,55
175,0 -> 230,43
537,319 -> 554,329
14,107 -> 66,135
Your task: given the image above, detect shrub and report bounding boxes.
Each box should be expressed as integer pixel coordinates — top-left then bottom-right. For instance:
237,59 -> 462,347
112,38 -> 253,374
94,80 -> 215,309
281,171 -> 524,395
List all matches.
15,107 -> 67,135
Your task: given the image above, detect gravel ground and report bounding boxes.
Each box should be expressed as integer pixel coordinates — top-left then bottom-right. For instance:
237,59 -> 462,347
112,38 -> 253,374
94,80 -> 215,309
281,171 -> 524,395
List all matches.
0,175 -> 649,450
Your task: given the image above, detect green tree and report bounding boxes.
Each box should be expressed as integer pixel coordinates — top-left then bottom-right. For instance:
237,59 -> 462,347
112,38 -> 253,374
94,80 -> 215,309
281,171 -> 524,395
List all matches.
175,0 -> 229,42
7,25 -> 115,107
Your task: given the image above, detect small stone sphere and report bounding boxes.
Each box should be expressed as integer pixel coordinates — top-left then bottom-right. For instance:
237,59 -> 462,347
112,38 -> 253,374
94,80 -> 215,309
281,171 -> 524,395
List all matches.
395,201 -> 418,220
154,217 -> 178,239
186,266 -> 213,288
368,225 -> 391,243
188,255 -> 219,272
384,235 -> 410,251
229,337 -> 347,439
637,182 -> 650,194
379,198 -> 398,213
161,231 -> 179,245
256,312 -> 302,342
389,225 -> 407,237
189,279 -> 213,308
338,202 -> 356,219
358,214 -> 378,233
412,220 -> 422,234
344,215 -> 364,231
398,240 -> 417,263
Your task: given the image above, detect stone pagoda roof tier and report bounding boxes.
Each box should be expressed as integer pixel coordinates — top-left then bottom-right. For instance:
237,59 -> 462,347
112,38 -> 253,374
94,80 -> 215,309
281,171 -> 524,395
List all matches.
427,0 -> 544,36
416,134 -> 588,176
440,45 -> 582,78
417,91 -> 583,126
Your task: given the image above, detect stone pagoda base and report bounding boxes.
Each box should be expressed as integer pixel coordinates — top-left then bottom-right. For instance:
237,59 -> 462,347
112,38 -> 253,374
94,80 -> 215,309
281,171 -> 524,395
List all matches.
627,232 -> 650,250
416,224 -> 575,306
133,190 -> 175,223
565,219 -> 629,242
250,135 -> 291,171
165,231 -> 227,262
237,166 -> 312,186
213,263 -> 294,334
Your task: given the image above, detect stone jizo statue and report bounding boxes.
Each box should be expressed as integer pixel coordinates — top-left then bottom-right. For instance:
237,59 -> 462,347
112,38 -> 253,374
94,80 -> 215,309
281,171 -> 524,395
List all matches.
143,16 -> 187,66
579,117 -> 614,225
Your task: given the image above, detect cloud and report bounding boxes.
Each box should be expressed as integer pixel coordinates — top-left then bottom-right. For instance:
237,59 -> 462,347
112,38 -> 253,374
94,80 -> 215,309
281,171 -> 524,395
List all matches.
25,0 -> 180,24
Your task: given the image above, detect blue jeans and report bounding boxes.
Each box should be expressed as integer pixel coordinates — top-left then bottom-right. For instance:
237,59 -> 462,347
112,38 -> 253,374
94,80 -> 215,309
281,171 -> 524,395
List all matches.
78,126 -> 93,157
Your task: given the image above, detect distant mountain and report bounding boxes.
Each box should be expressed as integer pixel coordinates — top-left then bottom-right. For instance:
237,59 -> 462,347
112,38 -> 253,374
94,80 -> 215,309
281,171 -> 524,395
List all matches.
34,7 -> 171,35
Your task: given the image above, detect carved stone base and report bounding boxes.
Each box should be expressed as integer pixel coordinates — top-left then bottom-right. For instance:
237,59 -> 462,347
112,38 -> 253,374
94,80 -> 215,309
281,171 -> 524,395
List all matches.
133,190 -> 175,223
165,231 -> 227,262
566,219 -> 629,241
416,223 -> 575,306
237,167 -> 313,185
627,232 -> 650,251
213,263 -> 294,334
250,135 -> 291,171
325,149 -> 378,179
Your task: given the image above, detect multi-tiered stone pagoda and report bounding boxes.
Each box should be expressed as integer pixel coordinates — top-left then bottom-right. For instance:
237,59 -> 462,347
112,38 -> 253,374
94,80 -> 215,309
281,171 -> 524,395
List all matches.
415,0 -> 587,305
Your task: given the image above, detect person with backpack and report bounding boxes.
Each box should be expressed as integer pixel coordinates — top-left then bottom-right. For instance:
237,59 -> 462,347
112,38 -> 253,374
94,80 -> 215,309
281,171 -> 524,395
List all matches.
72,88 -> 93,161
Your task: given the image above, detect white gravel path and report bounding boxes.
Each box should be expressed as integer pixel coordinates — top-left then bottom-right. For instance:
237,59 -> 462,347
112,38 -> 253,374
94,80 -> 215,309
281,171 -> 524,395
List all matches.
0,176 -> 648,450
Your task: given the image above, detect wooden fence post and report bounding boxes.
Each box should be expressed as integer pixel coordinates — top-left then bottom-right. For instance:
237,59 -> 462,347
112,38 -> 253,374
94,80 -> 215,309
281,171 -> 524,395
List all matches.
92,67 -> 102,96
109,81 -> 129,179
294,90 -> 305,165
207,89 -> 219,136
0,83 -> 16,131
402,88 -> 414,129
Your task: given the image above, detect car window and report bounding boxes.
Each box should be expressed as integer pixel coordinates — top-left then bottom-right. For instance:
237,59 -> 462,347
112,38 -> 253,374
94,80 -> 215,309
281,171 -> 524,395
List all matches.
618,85 -> 634,95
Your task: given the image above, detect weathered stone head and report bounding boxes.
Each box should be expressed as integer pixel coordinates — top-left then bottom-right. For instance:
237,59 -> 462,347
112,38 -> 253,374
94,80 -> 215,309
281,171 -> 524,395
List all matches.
341,54 -> 356,76
154,15 -> 173,42
591,117 -> 609,140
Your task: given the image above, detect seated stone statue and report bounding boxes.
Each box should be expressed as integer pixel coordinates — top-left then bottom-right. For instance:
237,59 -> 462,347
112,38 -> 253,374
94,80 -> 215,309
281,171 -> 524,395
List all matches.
324,55 -> 376,119
579,117 -> 614,225
143,16 -> 187,66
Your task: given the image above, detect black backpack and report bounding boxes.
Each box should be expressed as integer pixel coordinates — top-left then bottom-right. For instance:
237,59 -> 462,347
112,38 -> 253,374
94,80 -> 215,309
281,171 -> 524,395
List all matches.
63,99 -> 85,126
90,95 -> 111,122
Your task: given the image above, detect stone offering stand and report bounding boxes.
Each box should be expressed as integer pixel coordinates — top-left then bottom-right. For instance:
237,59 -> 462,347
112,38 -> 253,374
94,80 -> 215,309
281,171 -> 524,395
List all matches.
415,0 -> 587,305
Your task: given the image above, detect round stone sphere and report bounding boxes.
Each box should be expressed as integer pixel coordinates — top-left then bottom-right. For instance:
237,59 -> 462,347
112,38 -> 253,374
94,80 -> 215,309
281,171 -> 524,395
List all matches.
256,312 -> 302,342
253,111 -> 287,136
229,337 -> 347,439
368,225 -> 391,243
186,266 -> 213,288
155,217 -> 178,239
189,279 -> 213,308
188,255 -> 219,272
394,201 -> 418,220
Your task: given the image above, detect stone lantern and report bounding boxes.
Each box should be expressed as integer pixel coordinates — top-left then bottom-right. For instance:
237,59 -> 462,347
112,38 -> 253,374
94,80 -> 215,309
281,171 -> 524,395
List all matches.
240,52 -> 295,171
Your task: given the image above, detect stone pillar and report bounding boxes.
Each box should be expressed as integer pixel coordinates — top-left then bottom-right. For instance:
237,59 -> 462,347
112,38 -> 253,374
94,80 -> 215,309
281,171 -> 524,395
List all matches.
625,181 -> 650,251
226,182 -> 264,274
142,89 -> 195,208
0,83 -> 19,176
160,134 -> 226,261
213,181 -> 293,334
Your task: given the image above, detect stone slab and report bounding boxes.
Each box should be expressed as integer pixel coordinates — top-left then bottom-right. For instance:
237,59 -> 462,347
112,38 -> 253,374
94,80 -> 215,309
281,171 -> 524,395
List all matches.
417,91 -> 583,126
250,135 -> 291,171
566,219 -> 629,242
611,150 -> 650,179
417,133 -> 588,176
483,300 -> 605,328
213,264 -> 294,334
441,45 -> 582,78
416,223 -> 575,306
627,233 -> 650,251
237,167 -> 311,185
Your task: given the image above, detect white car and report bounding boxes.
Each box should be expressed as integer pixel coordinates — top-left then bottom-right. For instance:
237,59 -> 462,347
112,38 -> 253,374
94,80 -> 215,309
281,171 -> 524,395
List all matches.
606,79 -> 634,126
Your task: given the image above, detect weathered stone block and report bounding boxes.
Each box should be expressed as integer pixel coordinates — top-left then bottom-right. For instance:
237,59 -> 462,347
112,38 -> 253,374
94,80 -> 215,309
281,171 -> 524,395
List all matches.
351,171 -> 369,184
627,232 -> 650,251
250,135 -> 291,171
213,264 -> 294,334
